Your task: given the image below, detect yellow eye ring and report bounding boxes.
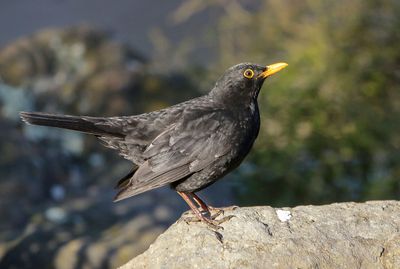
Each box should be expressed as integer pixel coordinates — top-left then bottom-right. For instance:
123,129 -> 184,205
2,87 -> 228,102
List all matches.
243,69 -> 254,79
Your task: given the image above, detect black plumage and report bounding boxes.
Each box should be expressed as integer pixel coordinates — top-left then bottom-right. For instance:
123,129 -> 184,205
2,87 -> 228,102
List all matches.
20,62 -> 288,228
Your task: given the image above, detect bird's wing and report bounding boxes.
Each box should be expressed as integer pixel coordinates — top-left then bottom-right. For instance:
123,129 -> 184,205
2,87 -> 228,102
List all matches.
97,105 -> 185,164
114,107 -> 234,201
97,97 -> 206,164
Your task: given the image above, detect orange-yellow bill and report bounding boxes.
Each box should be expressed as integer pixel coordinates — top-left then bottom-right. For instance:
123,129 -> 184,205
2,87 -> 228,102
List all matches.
259,62 -> 288,78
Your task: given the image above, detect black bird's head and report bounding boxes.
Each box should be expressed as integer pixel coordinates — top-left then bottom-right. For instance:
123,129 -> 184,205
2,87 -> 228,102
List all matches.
210,62 -> 288,105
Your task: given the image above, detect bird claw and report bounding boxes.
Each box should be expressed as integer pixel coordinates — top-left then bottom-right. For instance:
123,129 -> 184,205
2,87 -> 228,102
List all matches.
205,214 -> 235,230
210,209 -> 224,219
182,216 -> 221,230
182,210 -> 235,230
198,205 -> 238,218
214,215 -> 235,224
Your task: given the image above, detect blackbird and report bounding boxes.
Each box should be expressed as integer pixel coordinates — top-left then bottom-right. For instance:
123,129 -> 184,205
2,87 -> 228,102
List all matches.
20,62 -> 288,228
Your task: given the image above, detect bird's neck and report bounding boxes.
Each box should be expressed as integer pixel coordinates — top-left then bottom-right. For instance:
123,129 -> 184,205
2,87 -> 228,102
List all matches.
208,91 -> 259,122
209,86 -> 258,109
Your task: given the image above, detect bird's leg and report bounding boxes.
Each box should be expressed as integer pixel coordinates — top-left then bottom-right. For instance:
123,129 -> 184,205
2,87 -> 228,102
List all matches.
190,193 -> 223,219
190,193 -> 211,213
177,191 -> 232,229
177,191 -> 219,229
177,191 -> 234,229
191,193 -> 238,216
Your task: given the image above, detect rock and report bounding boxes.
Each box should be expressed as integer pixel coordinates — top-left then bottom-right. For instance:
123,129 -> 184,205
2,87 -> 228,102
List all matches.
120,200 -> 400,269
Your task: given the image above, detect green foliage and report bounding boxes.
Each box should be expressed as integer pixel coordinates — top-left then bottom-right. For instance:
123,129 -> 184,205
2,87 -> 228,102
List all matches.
199,0 -> 400,206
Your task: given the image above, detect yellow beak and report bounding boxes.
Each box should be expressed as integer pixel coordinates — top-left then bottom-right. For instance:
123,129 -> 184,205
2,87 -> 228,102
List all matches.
259,62 -> 288,79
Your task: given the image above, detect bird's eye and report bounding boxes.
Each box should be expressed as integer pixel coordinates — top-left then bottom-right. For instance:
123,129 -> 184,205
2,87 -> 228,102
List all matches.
243,69 -> 254,79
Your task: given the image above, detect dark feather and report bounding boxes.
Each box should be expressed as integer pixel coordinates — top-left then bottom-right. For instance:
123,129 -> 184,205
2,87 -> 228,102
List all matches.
20,112 -> 124,137
114,167 -> 138,189
113,163 -> 191,202
113,107 -> 235,201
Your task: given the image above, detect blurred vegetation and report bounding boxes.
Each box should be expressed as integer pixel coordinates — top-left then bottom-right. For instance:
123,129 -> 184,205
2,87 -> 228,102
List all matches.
0,26 -> 200,268
174,0 -> 400,206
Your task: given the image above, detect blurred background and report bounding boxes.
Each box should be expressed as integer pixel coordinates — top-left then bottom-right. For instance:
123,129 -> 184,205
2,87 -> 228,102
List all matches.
0,0 -> 399,268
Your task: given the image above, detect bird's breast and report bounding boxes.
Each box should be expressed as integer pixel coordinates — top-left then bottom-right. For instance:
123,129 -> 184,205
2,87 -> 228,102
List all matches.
224,104 -> 260,164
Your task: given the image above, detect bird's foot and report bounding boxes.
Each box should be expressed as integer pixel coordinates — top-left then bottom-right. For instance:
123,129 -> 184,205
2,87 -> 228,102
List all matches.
210,209 -> 223,219
178,192 -> 235,230
208,205 -> 239,212
183,210 -> 235,230
197,205 -> 238,219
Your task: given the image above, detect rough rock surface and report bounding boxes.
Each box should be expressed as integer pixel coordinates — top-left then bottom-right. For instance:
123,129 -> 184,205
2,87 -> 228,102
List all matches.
120,200 -> 400,269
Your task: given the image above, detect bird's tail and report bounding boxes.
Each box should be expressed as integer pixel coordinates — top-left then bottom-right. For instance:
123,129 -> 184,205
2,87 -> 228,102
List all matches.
20,111 -> 124,137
